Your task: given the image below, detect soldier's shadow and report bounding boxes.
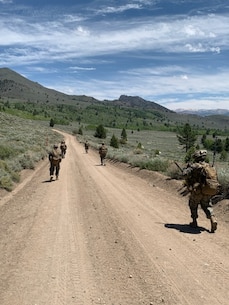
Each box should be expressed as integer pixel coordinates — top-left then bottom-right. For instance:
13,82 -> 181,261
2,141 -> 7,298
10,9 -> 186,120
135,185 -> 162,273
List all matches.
164,223 -> 207,234
42,179 -> 53,183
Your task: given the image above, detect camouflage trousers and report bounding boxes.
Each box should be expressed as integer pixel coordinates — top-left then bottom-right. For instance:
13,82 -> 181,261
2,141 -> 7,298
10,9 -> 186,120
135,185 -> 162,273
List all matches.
50,161 -> 60,177
189,191 -> 214,220
100,153 -> 106,164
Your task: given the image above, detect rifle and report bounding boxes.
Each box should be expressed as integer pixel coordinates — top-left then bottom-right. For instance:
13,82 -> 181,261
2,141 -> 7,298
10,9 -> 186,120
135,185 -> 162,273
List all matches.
174,161 -> 184,174
174,161 -> 191,196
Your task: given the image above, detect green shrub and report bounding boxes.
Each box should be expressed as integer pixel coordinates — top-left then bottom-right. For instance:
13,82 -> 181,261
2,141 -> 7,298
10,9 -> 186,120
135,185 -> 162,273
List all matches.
137,142 -> 144,149
11,171 -> 20,183
154,149 -> 161,156
19,154 -> 35,169
166,162 -> 182,179
0,160 -> 9,171
185,147 -> 195,162
78,127 -> 83,135
94,124 -> 106,139
131,158 -> 169,172
220,150 -> 227,161
119,138 -> 127,144
0,145 -> 16,159
110,134 -> 119,148
133,148 -> 143,154
217,168 -> 229,194
0,175 -> 13,191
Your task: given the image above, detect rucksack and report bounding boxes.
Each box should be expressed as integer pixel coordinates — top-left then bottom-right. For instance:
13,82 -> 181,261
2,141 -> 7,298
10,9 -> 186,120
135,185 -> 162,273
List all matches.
99,146 -> 107,157
49,149 -> 61,165
201,163 -> 220,196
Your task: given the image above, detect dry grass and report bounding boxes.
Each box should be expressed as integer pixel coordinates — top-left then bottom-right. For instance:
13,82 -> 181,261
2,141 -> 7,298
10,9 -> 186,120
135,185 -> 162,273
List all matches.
75,125 -> 229,195
0,112 -> 63,190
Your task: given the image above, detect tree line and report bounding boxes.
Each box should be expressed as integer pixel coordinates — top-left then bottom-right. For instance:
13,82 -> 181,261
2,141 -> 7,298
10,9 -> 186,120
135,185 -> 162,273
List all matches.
177,123 -> 229,162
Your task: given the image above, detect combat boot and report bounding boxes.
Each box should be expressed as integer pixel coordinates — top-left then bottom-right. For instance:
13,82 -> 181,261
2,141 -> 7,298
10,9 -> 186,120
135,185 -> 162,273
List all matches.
50,175 -> 54,182
189,219 -> 198,228
210,216 -> 217,233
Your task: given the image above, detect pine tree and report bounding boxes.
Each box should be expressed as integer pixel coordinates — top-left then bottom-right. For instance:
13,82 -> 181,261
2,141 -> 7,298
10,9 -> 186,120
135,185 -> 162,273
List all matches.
78,127 -> 83,135
110,134 -> 119,148
49,118 -> 54,127
120,128 -> 127,144
94,124 -> 106,139
177,123 -> 197,152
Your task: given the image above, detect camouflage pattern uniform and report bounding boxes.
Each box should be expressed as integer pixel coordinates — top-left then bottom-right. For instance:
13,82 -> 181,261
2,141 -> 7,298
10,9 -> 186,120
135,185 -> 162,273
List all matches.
60,140 -> 67,158
99,143 -> 108,166
49,144 -> 62,181
85,141 -> 89,153
183,150 -> 217,233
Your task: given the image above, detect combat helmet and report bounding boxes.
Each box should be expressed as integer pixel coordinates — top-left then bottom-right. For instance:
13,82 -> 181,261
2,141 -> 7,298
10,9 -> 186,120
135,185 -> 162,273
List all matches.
193,150 -> 207,161
53,143 -> 58,148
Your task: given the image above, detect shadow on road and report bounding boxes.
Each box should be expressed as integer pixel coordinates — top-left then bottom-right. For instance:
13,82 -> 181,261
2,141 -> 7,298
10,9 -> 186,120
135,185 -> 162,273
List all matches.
42,180 -> 54,183
164,223 -> 208,234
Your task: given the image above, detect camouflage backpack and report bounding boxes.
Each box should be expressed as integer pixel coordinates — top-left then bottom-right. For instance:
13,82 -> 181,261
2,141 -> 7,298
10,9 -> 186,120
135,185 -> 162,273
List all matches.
201,163 -> 220,196
50,148 -> 61,165
99,145 -> 107,157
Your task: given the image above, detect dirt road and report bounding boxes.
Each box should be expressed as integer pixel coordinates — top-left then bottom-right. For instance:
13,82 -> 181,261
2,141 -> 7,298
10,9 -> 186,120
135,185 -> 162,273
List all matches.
0,132 -> 228,305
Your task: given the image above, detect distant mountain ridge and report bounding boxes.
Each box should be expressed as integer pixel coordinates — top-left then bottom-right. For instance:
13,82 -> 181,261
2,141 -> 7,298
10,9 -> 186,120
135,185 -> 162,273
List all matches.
0,68 -> 229,121
113,95 -> 174,113
176,109 -> 229,117
0,67 -> 171,112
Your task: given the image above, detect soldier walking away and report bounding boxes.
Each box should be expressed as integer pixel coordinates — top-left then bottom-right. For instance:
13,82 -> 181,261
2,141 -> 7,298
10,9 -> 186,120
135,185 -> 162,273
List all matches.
49,144 -> 62,181
60,140 -> 67,158
99,142 -> 108,166
183,150 -> 220,233
85,141 -> 89,153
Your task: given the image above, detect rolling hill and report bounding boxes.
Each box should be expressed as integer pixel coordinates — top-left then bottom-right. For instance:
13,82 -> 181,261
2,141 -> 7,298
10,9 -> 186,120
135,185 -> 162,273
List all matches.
1,67 -> 229,132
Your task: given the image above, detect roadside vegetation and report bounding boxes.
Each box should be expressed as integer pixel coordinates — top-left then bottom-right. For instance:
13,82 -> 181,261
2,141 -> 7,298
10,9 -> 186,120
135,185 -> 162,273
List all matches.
1,109 -> 229,197
0,112 -> 62,190
75,123 -> 229,196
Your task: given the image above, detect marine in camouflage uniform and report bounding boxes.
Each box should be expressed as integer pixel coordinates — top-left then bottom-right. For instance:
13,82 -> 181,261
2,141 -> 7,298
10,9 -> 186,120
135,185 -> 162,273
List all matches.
85,141 -> 89,153
60,140 -> 67,158
183,150 -> 217,233
99,142 -> 108,166
49,144 -> 62,181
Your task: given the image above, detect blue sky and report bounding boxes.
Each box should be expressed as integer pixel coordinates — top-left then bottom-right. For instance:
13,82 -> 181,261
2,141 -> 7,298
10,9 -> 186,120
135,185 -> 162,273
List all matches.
0,0 -> 228,110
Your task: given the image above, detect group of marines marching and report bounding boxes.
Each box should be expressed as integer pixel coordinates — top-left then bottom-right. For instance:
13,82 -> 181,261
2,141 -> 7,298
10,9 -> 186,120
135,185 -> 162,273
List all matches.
48,139 -> 219,233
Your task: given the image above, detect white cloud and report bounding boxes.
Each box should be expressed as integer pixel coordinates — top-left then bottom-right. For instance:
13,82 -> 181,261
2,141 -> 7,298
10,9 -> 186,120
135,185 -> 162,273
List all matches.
93,4 -> 142,15
181,75 -> 188,80
0,12 -> 228,63
63,14 -> 86,23
185,43 -> 220,53
76,26 -> 90,36
69,66 -> 96,71
0,0 -> 12,3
